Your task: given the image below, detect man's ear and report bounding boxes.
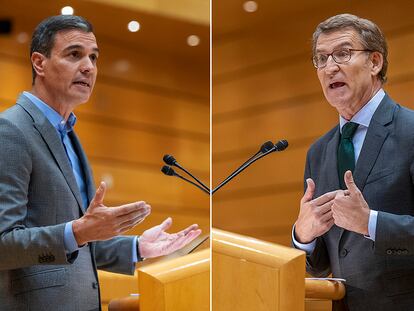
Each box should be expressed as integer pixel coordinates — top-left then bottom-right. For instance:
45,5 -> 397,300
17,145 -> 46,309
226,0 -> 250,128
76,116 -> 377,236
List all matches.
370,51 -> 383,77
31,52 -> 47,78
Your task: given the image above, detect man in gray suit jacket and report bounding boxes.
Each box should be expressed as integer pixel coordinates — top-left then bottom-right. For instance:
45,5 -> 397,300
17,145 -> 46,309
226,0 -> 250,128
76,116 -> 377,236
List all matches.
293,14 -> 414,310
0,15 -> 201,310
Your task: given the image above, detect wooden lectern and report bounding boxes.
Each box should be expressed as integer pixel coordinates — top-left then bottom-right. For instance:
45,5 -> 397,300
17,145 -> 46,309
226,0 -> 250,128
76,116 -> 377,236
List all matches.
109,248 -> 210,311
213,228 -> 306,311
212,228 -> 345,311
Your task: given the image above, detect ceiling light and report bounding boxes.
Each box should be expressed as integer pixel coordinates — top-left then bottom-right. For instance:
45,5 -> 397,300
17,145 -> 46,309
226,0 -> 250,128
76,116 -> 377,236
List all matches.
243,1 -> 258,13
16,32 -> 29,44
113,60 -> 130,73
101,173 -> 114,189
187,35 -> 200,47
128,21 -> 140,32
61,6 -> 74,15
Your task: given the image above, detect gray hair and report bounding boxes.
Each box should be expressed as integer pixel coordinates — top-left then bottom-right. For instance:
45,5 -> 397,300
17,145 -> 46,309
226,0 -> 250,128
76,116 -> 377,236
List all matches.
30,15 -> 94,85
312,14 -> 388,83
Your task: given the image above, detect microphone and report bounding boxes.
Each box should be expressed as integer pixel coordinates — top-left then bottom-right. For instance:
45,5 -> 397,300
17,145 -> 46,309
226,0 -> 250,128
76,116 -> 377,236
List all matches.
273,139 -> 288,151
230,140 -> 275,177
161,165 -> 210,195
163,154 -> 210,192
243,139 -> 288,167
212,139 -> 288,194
261,140 -> 276,152
161,165 -> 175,176
163,154 -> 177,166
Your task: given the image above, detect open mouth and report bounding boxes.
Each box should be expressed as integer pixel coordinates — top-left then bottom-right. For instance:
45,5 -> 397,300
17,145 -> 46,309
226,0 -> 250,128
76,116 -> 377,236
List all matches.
73,81 -> 90,88
329,82 -> 346,89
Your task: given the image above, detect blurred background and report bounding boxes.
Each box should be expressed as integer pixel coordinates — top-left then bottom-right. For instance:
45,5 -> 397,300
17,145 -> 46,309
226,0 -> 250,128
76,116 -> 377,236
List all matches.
212,0 -> 414,245
0,0 -> 209,308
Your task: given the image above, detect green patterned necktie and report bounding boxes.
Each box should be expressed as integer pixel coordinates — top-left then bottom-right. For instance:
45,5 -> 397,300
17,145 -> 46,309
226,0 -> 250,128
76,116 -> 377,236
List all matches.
338,122 -> 359,189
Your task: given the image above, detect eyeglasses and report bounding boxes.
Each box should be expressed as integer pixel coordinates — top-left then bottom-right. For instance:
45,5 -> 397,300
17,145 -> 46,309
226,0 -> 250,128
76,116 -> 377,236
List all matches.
312,48 -> 372,69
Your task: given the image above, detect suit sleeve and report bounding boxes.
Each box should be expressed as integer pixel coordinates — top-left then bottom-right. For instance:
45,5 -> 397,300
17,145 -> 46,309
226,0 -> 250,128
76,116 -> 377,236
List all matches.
375,212 -> 414,255
294,148 -> 331,277
94,236 -> 142,275
371,139 -> 414,256
0,118 -> 69,270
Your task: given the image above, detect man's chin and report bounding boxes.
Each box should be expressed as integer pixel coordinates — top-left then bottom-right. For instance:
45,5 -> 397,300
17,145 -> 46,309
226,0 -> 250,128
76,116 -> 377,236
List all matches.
73,93 -> 92,105
324,93 -> 350,109
78,99 -> 90,105
66,98 -> 90,109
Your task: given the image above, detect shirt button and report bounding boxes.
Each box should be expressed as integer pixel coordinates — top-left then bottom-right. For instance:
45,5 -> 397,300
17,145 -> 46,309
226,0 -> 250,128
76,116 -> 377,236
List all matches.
339,248 -> 348,258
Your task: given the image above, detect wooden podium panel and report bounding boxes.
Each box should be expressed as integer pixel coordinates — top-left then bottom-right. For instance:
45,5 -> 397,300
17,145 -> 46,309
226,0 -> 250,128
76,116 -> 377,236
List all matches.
138,249 -> 210,311
99,270 -> 138,310
212,228 -> 306,311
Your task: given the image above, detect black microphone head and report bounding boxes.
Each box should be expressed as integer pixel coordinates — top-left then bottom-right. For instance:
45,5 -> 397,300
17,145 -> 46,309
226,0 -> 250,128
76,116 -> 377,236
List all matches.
161,165 -> 175,176
260,141 -> 275,153
163,154 -> 177,165
275,139 -> 288,151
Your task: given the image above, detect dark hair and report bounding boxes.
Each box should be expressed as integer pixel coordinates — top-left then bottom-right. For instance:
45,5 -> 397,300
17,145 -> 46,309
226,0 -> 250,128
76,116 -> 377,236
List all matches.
30,15 -> 94,84
312,14 -> 388,83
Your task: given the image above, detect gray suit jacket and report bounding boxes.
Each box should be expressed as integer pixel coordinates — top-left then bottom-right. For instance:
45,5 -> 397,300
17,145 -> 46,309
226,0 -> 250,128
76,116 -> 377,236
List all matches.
0,95 -> 138,311
301,94 -> 414,311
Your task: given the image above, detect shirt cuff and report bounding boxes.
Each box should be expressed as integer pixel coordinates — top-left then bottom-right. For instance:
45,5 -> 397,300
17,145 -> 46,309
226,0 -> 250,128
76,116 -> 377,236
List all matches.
64,221 -> 81,254
292,225 -> 316,254
366,210 -> 378,241
132,236 -> 139,263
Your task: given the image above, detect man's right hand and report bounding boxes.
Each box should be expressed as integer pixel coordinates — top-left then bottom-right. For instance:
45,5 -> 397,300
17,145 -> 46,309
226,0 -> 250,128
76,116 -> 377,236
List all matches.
294,178 -> 338,244
72,182 -> 151,246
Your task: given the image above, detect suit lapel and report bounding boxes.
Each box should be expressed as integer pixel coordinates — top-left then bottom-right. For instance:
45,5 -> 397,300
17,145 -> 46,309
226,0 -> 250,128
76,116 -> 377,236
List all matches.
69,131 -> 96,210
67,134 -> 98,274
338,94 -> 396,243
323,128 -> 341,191
353,95 -> 395,192
322,128 -> 345,242
16,95 -> 84,211
353,121 -> 389,191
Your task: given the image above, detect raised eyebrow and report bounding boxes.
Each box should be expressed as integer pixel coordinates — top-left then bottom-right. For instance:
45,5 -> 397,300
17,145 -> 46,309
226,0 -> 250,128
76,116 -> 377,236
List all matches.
315,42 -> 353,54
63,45 -> 100,55
333,43 -> 353,50
62,44 -> 83,53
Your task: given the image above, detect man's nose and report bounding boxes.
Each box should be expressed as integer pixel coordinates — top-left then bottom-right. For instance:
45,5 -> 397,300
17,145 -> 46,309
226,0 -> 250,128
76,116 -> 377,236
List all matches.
323,55 -> 339,74
80,57 -> 95,73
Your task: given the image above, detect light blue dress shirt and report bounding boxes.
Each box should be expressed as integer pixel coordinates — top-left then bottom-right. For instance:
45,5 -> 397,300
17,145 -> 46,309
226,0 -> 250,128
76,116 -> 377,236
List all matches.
23,92 -> 138,261
293,89 -> 385,254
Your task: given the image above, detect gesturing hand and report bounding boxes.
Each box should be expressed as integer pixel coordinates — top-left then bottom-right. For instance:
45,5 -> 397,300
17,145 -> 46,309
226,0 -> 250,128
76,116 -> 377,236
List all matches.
295,178 -> 340,244
332,171 -> 370,235
139,218 -> 201,258
73,182 -> 151,245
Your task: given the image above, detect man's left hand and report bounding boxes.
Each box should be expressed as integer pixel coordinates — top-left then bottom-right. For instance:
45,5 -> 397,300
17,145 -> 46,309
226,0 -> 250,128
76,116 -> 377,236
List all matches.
138,218 -> 201,258
332,171 -> 370,235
